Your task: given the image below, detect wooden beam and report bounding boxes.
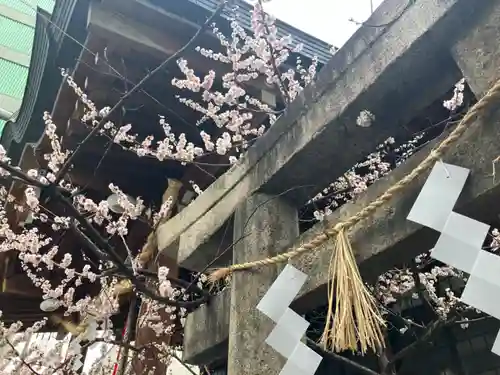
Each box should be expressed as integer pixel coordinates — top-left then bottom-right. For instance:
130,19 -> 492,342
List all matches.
87,2 -> 194,67
88,0 -> 279,94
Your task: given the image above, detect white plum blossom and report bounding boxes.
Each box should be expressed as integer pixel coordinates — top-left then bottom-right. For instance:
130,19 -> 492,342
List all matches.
356,109 -> 375,127
443,78 -> 465,111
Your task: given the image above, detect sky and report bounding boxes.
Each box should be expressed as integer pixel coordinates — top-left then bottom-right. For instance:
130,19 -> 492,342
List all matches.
261,0 -> 385,47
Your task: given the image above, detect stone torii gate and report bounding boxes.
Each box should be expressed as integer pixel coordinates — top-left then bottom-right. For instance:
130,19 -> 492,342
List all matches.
152,0 -> 500,373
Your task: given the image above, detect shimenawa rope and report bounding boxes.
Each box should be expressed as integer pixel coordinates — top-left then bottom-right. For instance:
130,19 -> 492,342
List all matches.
210,77 -> 500,279
209,76 -> 500,353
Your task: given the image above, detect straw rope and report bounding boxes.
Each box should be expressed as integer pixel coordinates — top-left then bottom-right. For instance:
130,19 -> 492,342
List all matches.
210,76 -> 500,282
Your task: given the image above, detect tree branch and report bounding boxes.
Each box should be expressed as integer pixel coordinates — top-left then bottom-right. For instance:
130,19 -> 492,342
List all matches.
52,188 -> 210,308
0,160 -> 210,308
0,161 -> 46,188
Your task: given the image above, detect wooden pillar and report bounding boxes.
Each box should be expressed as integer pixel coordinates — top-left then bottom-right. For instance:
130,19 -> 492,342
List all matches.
451,0 -> 500,97
228,193 -> 299,375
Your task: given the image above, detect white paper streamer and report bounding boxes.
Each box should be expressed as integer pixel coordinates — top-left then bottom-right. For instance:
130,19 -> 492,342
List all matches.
408,161 -> 500,356
407,162 -> 469,231
257,264 -> 322,375
432,212 -> 488,273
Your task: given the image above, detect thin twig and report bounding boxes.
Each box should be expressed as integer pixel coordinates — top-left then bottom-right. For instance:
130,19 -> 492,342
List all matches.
187,184 -> 315,290
120,234 -> 137,275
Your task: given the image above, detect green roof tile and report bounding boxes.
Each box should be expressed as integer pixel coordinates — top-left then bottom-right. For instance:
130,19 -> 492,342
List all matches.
0,58 -> 28,98
0,0 -> 55,16
0,0 -> 55,136
0,15 -> 34,54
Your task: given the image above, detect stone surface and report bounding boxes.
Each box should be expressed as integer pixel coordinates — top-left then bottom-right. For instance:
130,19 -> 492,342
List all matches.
163,0 -> 488,268
183,289 -> 230,365
228,194 -> 299,375
451,0 -> 500,97
178,218 -> 233,272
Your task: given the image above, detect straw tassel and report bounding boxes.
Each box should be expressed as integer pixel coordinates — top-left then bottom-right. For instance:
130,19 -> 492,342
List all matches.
320,229 -> 385,354
208,267 -> 232,284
